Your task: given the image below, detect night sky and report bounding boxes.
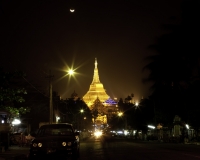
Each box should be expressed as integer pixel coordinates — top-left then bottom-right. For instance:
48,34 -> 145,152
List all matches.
0,0 -> 183,102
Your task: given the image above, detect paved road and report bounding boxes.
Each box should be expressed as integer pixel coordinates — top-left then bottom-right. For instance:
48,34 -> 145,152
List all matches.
1,137 -> 200,160
0,145 -> 29,160
80,137 -> 200,160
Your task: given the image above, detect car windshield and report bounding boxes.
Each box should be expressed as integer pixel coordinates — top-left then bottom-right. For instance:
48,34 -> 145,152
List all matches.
37,125 -> 74,136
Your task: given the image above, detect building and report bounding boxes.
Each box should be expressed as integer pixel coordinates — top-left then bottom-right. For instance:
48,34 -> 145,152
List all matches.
83,58 -> 109,108
0,111 -> 10,132
103,98 -> 119,122
83,58 -> 118,126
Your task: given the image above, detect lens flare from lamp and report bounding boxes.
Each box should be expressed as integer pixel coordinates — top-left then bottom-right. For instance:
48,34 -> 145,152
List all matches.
68,69 -> 74,75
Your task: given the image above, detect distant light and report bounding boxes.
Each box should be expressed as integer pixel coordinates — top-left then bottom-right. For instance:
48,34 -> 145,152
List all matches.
148,125 -> 155,129
186,124 -> 189,129
117,131 -> 123,134
94,130 -> 102,138
56,116 -> 60,122
2,120 -> 4,123
124,130 -> 129,135
12,119 -> 21,125
118,112 -> 123,117
157,123 -> 163,129
70,9 -> 75,13
57,117 -> 60,120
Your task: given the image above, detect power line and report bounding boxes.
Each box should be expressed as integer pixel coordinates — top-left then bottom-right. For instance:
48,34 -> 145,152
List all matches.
22,76 -> 49,98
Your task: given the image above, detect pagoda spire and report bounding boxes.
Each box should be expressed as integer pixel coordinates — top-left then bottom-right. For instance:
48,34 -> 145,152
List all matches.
83,58 -> 109,109
92,58 -> 100,84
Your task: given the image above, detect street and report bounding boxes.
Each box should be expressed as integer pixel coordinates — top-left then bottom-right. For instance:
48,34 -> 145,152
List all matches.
80,137 -> 200,160
1,137 -> 200,160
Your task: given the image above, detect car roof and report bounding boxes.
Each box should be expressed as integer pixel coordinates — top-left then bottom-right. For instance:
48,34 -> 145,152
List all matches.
40,123 -> 73,128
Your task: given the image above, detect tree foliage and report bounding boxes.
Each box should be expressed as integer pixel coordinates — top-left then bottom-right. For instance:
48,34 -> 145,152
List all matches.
57,97 -> 92,130
142,0 -> 200,128
0,68 -> 30,117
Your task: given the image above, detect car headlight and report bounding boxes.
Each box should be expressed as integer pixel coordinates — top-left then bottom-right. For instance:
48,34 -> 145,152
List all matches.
32,142 -> 42,147
33,143 -> 37,147
94,131 -> 102,137
38,143 -> 42,147
62,142 -> 67,146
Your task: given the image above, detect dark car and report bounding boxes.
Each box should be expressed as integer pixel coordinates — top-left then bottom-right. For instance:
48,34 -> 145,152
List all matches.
28,123 -> 80,159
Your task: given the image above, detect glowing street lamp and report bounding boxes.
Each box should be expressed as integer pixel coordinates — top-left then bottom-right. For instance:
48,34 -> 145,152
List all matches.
148,125 -> 155,129
118,112 -> 123,117
49,68 -> 76,124
67,69 -> 74,76
185,124 -> 189,129
77,109 -> 84,131
117,111 -> 128,129
12,119 -> 21,125
56,116 -> 60,123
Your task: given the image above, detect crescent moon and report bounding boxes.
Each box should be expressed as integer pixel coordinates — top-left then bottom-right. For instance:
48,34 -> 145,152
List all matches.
70,9 -> 75,13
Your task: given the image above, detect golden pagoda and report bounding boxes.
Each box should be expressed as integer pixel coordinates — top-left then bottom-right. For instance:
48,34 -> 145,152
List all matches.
83,58 -> 110,110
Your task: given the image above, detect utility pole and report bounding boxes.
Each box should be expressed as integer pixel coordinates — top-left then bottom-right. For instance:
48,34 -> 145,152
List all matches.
46,70 -> 54,124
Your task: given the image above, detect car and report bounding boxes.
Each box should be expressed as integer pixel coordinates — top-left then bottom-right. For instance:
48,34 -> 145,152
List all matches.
28,123 -> 80,160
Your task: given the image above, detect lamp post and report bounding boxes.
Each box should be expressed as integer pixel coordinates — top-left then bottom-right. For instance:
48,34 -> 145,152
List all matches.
48,69 -> 75,124
117,102 -> 139,130
46,70 -> 54,124
75,109 -> 84,131
79,109 -> 84,130
118,111 -> 127,129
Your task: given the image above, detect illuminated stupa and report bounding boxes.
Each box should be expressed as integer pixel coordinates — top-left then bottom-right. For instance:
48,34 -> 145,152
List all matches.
83,58 -> 109,110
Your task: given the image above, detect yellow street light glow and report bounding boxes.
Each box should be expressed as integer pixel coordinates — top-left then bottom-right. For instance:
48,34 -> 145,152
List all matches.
118,112 -> 123,117
68,69 -> 74,75
80,109 -> 84,113
54,67 -> 77,83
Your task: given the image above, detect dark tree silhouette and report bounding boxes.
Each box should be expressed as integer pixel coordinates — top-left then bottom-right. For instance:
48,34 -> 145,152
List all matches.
142,0 -> 200,128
